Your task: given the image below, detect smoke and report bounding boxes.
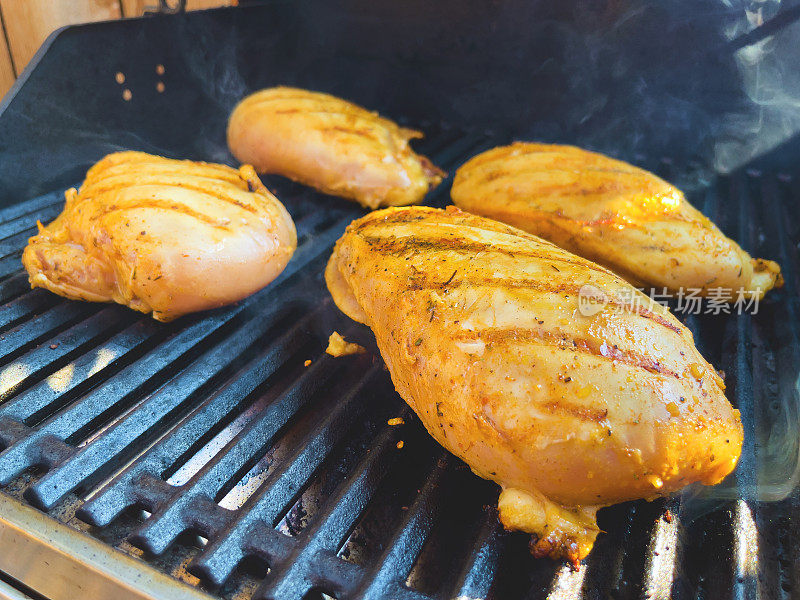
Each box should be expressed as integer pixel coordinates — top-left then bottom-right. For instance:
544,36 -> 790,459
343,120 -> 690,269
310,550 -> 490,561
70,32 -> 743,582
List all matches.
678,349 -> 800,526
170,14 -> 249,165
714,0 -> 800,172
752,371 -> 800,501
669,1 -> 800,517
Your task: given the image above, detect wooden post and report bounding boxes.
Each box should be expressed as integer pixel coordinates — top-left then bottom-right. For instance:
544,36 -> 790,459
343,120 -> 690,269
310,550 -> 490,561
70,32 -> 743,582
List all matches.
121,1 -> 236,18
0,0 -> 122,75
0,14 -> 14,99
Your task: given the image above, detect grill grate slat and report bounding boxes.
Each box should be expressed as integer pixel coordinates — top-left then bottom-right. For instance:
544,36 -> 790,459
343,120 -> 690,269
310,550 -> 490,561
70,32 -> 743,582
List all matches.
0,302 -> 100,364
25,299 -> 311,510
191,366 -> 396,591
0,305 -> 132,401
0,319 -> 170,428
446,512 -> 505,600
0,274 -> 34,304
0,193 -> 64,225
253,415 -> 406,600
126,317 -> 339,555
79,305 -> 332,532
0,290 -> 60,333
0,204 -> 61,241
352,453 -> 450,600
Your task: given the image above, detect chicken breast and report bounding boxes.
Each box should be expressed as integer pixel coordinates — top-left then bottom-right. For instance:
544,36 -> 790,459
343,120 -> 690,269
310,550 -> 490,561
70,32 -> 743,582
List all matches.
23,151 -> 296,321
451,143 -> 782,300
227,87 -> 445,209
326,206 -> 743,562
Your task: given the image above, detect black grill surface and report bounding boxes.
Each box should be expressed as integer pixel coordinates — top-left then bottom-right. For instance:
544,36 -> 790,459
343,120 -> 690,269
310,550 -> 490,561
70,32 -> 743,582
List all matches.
1,128 -> 798,600
1,3 -> 799,600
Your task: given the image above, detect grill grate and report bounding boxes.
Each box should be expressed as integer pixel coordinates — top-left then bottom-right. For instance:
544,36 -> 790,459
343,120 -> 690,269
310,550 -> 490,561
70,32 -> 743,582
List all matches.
0,129 -> 798,600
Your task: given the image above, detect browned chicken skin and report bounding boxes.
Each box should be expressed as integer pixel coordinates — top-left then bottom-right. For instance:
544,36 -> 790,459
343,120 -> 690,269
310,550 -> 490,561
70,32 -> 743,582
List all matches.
326,206 -> 743,562
22,151 -> 297,321
227,87 -> 445,209
452,143 -> 782,299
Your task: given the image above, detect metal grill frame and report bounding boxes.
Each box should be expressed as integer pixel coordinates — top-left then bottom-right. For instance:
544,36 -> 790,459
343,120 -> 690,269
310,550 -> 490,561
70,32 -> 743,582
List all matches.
0,3 -> 799,600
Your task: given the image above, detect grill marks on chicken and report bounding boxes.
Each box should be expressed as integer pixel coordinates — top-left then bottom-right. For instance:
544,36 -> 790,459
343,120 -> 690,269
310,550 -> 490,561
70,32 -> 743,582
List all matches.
454,327 -> 682,379
326,206 -> 743,562
22,151 -> 297,321
452,143 -> 782,299
227,87 -> 445,209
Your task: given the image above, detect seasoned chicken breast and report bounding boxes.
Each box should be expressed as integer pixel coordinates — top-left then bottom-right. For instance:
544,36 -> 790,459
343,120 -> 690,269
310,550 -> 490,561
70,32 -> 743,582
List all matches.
326,206 -> 743,562
227,87 -> 445,209
23,151 -> 296,321
451,143 -> 781,299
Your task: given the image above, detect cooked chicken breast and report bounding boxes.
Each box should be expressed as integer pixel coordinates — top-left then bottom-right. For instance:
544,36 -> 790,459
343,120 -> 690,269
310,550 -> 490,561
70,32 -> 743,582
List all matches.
227,87 -> 445,209
326,206 -> 743,562
451,143 -> 781,300
23,151 -> 296,321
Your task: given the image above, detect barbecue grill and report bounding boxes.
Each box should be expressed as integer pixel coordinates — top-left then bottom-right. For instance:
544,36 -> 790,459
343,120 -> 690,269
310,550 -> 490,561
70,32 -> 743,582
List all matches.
0,2 -> 798,599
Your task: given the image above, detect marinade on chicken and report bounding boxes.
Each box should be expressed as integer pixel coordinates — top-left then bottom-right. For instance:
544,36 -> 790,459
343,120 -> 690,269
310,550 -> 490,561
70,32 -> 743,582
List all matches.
227,87 -> 444,209
452,143 -> 781,299
23,151 -> 296,321
326,205 -> 743,562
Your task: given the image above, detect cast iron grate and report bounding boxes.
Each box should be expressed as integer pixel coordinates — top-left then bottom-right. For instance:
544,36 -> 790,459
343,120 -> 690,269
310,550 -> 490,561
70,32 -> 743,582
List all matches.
0,129 -> 798,600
